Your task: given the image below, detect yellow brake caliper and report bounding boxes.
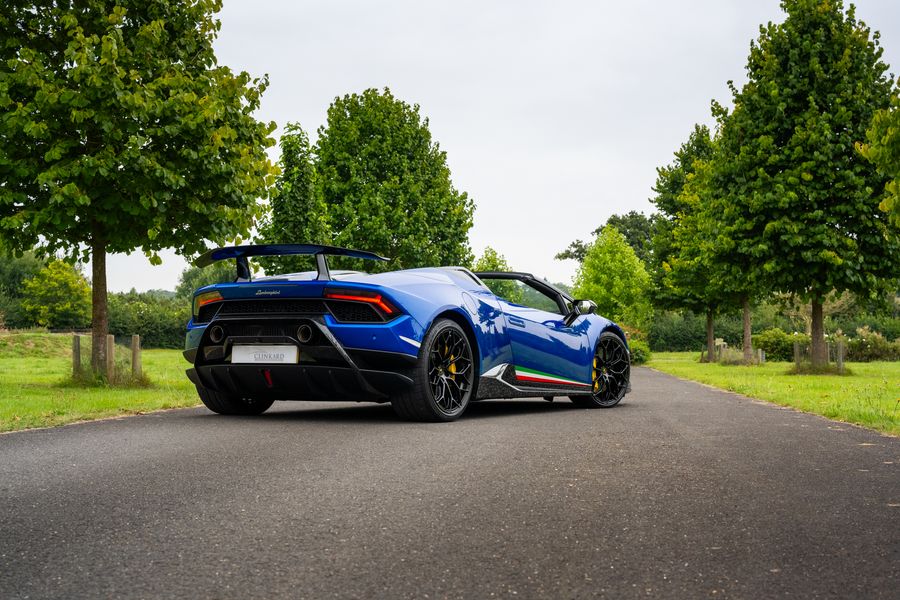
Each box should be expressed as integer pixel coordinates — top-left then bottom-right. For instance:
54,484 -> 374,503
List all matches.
593,356 -> 599,392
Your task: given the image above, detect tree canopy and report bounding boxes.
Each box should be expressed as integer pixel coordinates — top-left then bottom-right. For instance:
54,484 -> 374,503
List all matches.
473,246 -> 522,303
556,211 -> 655,265
256,123 -> 328,274
315,88 -> 474,271
573,227 -> 652,331
175,261 -> 235,299
860,80 -> 900,226
0,0 -> 276,373
0,251 -> 45,299
649,124 -> 717,313
20,260 -> 91,329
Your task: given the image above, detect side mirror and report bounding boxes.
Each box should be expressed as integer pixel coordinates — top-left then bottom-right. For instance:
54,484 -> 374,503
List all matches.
564,299 -> 597,326
574,299 -> 597,315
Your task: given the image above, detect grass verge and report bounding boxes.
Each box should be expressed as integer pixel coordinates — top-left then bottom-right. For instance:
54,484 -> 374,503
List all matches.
647,352 -> 900,436
0,343 -> 197,433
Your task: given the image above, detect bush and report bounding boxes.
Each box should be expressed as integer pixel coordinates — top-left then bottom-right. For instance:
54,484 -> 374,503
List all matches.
830,314 -> 900,341
752,328 -> 810,362
108,291 -> 190,349
628,339 -> 651,365
846,327 -> 900,362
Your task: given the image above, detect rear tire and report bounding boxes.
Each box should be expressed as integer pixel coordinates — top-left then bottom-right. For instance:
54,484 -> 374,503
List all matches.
196,386 -> 274,416
391,319 -> 476,422
569,331 -> 630,408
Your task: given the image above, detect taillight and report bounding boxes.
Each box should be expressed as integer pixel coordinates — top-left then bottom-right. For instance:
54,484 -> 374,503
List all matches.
193,290 -> 223,318
324,288 -> 398,316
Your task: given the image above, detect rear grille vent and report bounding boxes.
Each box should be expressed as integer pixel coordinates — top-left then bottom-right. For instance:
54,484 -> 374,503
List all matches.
326,301 -> 384,323
197,304 -> 220,323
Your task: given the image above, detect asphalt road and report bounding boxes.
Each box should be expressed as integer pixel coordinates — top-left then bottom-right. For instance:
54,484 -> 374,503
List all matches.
1,368 -> 898,599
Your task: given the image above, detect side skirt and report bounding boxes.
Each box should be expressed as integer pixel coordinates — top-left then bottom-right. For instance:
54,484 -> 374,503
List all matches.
476,364 -> 593,400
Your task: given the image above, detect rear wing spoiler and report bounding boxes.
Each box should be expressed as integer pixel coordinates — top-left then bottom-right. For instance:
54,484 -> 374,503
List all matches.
194,244 -> 390,282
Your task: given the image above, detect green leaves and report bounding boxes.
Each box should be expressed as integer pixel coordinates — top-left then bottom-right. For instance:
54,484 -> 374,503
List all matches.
860,79 -> 900,226
573,227 -> 653,332
708,0 -> 899,304
258,89 -> 474,274
649,125 -> 725,314
0,0 -> 276,260
20,260 -> 91,329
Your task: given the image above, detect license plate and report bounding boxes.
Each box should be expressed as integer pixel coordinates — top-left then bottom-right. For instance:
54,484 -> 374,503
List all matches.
231,345 -> 299,364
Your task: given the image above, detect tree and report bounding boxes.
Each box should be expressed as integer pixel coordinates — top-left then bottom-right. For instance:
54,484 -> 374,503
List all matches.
649,125 -> 725,360
176,261 -> 235,299
473,246 -> 522,303
573,227 -> 652,331
314,88 -> 474,271
20,260 -> 91,329
556,211 -> 655,265
0,250 -> 46,328
708,0 -> 899,367
256,123 -> 329,275
859,80 -> 900,226
0,1 -> 276,376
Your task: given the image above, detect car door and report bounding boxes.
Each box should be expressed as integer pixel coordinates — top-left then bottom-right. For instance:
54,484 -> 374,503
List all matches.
490,279 -> 591,386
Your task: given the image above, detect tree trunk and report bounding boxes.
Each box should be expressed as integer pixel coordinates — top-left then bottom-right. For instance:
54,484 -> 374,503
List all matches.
705,308 -> 715,363
90,237 -> 109,377
742,296 -> 752,365
810,298 -> 826,368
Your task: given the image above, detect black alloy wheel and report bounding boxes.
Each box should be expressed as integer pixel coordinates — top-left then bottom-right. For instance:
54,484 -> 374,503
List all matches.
391,319 -> 476,422
427,325 -> 474,417
570,331 -> 630,408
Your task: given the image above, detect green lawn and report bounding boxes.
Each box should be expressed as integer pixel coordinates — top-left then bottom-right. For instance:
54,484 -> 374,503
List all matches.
0,333 -> 197,433
648,352 -> 900,436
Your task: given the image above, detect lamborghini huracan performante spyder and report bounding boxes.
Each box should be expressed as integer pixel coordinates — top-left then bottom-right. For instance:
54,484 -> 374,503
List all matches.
183,244 -> 631,422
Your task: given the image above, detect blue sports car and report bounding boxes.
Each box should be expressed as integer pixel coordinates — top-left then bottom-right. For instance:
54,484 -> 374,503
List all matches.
184,244 -> 631,421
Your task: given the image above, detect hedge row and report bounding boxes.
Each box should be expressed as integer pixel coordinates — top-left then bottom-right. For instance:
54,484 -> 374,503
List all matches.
752,327 -> 900,362
649,309 -> 900,352
107,293 -> 190,349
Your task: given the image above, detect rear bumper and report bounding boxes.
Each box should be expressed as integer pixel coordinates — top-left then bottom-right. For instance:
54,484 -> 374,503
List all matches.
187,364 -> 413,402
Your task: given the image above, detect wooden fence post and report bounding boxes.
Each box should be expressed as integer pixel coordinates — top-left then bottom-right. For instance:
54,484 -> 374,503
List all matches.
793,341 -> 801,370
72,335 -> 81,377
837,340 -> 845,375
132,334 -> 141,379
106,334 -> 115,383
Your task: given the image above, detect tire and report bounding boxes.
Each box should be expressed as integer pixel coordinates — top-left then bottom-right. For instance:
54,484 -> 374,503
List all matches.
391,318 -> 476,422
569,331 -> 630,408
196,385 -> 274,416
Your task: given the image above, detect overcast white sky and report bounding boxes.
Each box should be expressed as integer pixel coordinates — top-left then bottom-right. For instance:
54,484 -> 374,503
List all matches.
104,0 -> 900,292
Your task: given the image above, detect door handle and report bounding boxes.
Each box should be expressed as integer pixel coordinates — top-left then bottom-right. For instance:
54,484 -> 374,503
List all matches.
507,316 -> 526,328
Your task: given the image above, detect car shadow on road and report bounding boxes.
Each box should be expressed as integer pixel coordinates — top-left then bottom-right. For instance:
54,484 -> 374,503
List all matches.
247,397 -> 605,424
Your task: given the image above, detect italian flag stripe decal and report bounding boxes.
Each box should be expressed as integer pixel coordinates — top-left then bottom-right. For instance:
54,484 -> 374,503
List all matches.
515,366 -> 591,387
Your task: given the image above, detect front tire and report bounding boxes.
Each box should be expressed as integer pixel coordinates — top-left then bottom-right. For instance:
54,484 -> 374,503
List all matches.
569,331 -> 630,408
391,319 -> 476,422
196,386 -> 274,416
